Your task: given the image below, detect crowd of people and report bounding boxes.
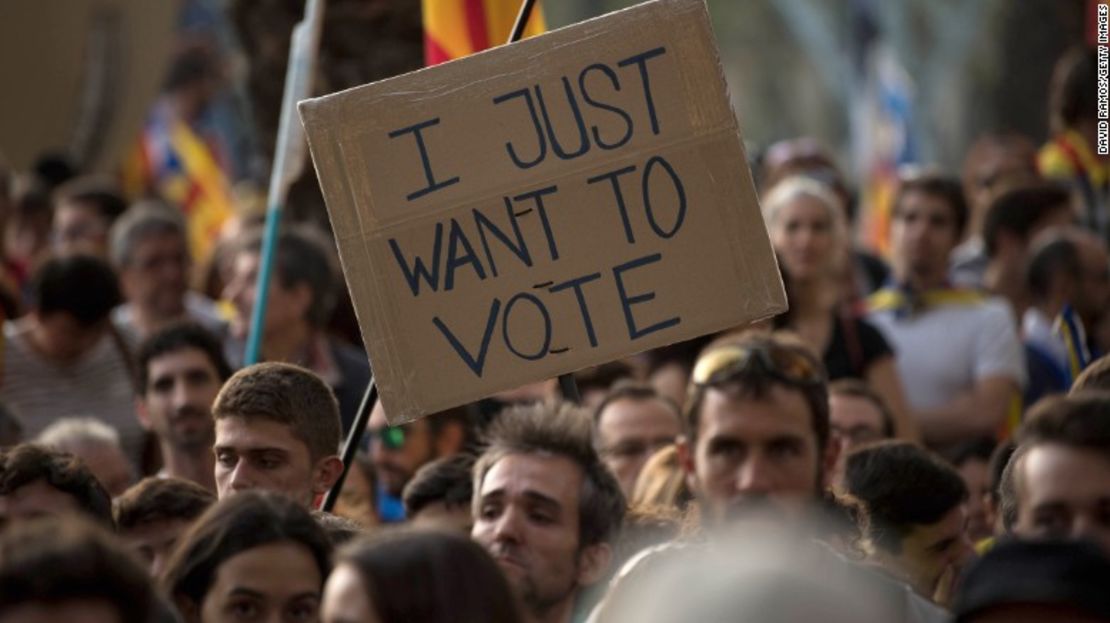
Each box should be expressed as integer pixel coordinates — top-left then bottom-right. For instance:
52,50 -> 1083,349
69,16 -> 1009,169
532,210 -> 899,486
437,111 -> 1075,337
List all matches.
0,10 -> 1107,623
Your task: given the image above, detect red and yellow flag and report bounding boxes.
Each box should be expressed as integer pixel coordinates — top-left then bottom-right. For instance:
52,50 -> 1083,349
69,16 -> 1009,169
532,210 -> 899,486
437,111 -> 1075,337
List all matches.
423,0 -> 546,66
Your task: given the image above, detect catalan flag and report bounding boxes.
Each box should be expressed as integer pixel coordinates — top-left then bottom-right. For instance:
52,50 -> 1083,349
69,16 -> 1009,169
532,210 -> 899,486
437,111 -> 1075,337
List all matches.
120,100 -> 234,266
423,0 -> 546,66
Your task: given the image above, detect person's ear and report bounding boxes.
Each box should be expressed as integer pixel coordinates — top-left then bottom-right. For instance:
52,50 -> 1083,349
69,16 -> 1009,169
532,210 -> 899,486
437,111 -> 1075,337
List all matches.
313,456 -> 345,495
676,435 -> 701,496
575,542 -> 614,587
290,282 -> 314,322
820,439 -> 840,491
135,398 -> 153,431
433,421 -> 465,457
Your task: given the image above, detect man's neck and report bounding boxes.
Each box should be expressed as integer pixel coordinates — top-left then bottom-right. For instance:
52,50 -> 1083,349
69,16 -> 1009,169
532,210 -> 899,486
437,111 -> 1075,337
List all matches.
130,304 -> 186,341
983,260 -> 1026,313
897,268 -> 948,292
263,321 -> 313,364
160,444 -> 216,492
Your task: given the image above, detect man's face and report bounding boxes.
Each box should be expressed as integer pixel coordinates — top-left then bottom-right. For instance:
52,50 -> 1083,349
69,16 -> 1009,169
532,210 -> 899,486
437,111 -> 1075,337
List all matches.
597,397 -> 681,498
890,504 -> 975,599
1073,239 -> 1110,326
1014,443 -> 1110,554
964,143 -> 1037,218
367,401 -> 434,497
140,347 -> 221,453
686,384 -> 829,526
221,251 -> 309,340
119,232 -> 189,318
214,416 -> 319,507
472,453 -> 587,616
890,190 -> 960,282
121,518 -> 194,577
829,393 -> 888,485
957,458 -> 993,543
829,394 -> 887,453
52,201 -> 109,258
71,442 -> 133,498
0,479 -> 80,526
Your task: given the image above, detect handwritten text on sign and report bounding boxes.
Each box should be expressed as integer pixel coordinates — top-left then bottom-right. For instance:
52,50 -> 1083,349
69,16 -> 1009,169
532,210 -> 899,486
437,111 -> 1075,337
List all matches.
300,0 -> 785,421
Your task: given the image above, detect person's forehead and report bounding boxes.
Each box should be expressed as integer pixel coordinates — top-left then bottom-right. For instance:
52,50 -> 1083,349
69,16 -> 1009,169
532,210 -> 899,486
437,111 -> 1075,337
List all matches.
215,416 -> 307,453
897,190 -> 955,219
906,504 -> 965,549
1022,444 -> 1110,501
829,394 -> 884,429
6,478 -> 80,512
480,452 -> 584,506
132,229 -> 185,254
600,396 -> 680,431
213,541 -> 322,591
699,384 -> 816,441
149,347 -> 219,379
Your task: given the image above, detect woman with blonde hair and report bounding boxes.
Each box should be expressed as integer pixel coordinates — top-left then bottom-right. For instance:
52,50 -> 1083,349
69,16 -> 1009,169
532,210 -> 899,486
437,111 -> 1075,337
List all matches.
763,176 -> 916,439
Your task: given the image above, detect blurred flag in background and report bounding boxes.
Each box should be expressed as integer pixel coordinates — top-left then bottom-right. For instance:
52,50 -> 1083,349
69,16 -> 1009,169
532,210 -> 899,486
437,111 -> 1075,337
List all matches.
423,0 -> 546,66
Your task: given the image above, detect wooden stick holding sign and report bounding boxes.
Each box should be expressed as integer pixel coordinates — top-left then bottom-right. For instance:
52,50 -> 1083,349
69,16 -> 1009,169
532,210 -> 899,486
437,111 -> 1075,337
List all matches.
321,0 -> 559,512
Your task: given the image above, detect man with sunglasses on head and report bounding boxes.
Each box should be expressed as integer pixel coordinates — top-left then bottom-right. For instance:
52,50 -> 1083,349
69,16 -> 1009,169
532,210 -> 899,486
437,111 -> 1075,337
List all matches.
366,400 -> 473,522
591,332 -> 949,622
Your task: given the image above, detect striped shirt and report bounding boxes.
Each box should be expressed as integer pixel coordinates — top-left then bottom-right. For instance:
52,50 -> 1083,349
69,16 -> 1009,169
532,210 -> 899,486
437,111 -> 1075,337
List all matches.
0,320 -> 145,467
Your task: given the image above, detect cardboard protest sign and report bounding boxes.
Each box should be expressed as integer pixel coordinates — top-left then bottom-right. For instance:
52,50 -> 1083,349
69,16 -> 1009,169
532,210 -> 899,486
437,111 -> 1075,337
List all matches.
299,0 -> 786,423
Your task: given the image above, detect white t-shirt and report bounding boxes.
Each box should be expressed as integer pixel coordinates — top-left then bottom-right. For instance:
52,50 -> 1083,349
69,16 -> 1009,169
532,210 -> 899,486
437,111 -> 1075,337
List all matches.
868,296 -> 1026,411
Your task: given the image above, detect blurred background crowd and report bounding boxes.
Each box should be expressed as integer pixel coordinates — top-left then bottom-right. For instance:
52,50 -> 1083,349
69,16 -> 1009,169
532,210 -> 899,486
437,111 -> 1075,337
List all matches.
0,1 -> 1108,623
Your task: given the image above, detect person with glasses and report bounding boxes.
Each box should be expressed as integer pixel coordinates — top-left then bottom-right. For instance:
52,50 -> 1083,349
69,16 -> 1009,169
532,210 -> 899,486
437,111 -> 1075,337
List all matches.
828,379 -> 896,486
868,171 -> 1025,447
110,201 -> 227,345
366,400 -> 473,522
592,381 -> 682,499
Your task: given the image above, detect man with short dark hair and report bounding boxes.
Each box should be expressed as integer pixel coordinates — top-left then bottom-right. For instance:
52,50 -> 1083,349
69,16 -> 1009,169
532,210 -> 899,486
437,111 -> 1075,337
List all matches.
844,441 -> 975,602
114,476 -> 215,576
137,322 -> 232,491
828,379 -> 896,484
212,362 -> 343,508
869,172 -> 1025,445
367,401 -> 472,522
472,402 -> 625,623
593,382 -> 682,498
1007,393 -> 1110,553
402,453 -> 474,533
973,183 -> 1075,311
222,225 -> 370,432
0,255 -> 145,465
0,517 -> 156,623
50,176 -> 128,258
0,443 -> 113,528
951,132 -> 1039,286
110,201 -> 226,343
1023,228 -> 1110,402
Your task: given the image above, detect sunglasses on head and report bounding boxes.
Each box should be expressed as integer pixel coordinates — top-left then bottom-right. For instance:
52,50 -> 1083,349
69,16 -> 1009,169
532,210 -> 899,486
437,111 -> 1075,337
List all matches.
691,343 -> 825,388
